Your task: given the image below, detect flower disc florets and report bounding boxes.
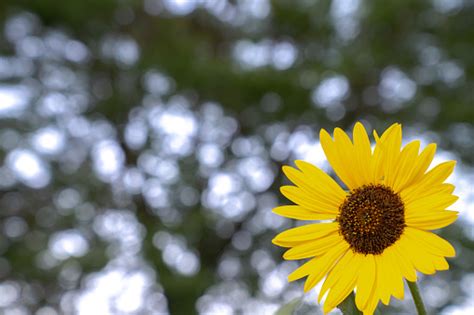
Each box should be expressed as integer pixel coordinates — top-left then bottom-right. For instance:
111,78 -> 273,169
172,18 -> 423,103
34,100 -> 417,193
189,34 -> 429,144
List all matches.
337,184 -> 405,255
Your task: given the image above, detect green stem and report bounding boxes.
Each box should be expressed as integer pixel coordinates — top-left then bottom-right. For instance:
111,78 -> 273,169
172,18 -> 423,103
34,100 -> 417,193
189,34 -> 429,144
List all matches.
338,291 -> 363,315
407,280 -> 427,315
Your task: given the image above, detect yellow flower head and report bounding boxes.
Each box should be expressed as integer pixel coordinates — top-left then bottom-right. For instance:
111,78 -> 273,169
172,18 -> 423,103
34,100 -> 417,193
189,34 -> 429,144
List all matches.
272,122 -> 458,315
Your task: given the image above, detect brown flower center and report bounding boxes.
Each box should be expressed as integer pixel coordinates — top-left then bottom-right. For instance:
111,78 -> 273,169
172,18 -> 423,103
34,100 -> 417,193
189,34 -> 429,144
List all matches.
337,184 -> 405,255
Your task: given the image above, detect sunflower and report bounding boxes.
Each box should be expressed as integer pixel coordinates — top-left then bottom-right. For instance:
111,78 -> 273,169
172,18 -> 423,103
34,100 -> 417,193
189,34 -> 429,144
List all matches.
272,122 -> 458,314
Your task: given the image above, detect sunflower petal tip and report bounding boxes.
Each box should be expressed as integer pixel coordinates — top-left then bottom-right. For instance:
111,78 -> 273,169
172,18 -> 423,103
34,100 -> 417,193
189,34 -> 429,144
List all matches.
281,165 -> 292,175
322,305 -> 333,315
320,128 -> 332,139
373,130 -> 380,141
280,185 -> 298,203
334,127 -> 345,136
354,122 -> 368,133
271,236 -> 280,246
442,159 -> 456,165
294,160 -> 304,169
317,292 -> 325,304
294,159 -> 306,167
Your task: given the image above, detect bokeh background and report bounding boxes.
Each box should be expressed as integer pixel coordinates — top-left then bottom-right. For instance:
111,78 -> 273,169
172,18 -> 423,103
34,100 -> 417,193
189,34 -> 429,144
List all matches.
0,0 -> 473,314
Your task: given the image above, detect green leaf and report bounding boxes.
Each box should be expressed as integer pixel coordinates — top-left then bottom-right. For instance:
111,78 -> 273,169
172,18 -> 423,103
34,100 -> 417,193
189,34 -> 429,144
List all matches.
275,297 -> 302,315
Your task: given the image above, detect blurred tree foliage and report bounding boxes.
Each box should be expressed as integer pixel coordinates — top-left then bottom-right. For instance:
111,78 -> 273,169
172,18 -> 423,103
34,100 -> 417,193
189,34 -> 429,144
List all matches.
2,0 -> 474,135
0,0 -> 473,315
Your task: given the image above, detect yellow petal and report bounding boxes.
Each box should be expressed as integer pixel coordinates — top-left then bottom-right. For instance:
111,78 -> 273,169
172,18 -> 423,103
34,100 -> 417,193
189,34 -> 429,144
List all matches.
280,186 -> 340,214
324,286 -> 359,314
378,124 -> 402,188
401,161 -> 456,201
282,166 -> 343,209
398,143 -> 436,191
381,248 -> 404,300
423,160 -> 457,184
318,250 -> 355,302
302,243 -> 350,292
323,252 -> 363,314
283,233 -> 343,260
352,122 -> 373,186
404,227 -> 456,257
391,140 -> 420,192
405,193 -> 458,217
375,255 -> 392,305
272,222 -> 339,247
287,240 -> 349,283
402,183 -> 455,206
355,254 -> 376,311
433,256 -> 449,270
371,132 -> 383,183
320,128 -> 358,190
320,123 -> 377,190
405,209 -> 458,230
397,234 -> 436,275
272,205 -> 336,221
294,160 -> 347,200
391,244 -> 417,282
362,293 -> 380,315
